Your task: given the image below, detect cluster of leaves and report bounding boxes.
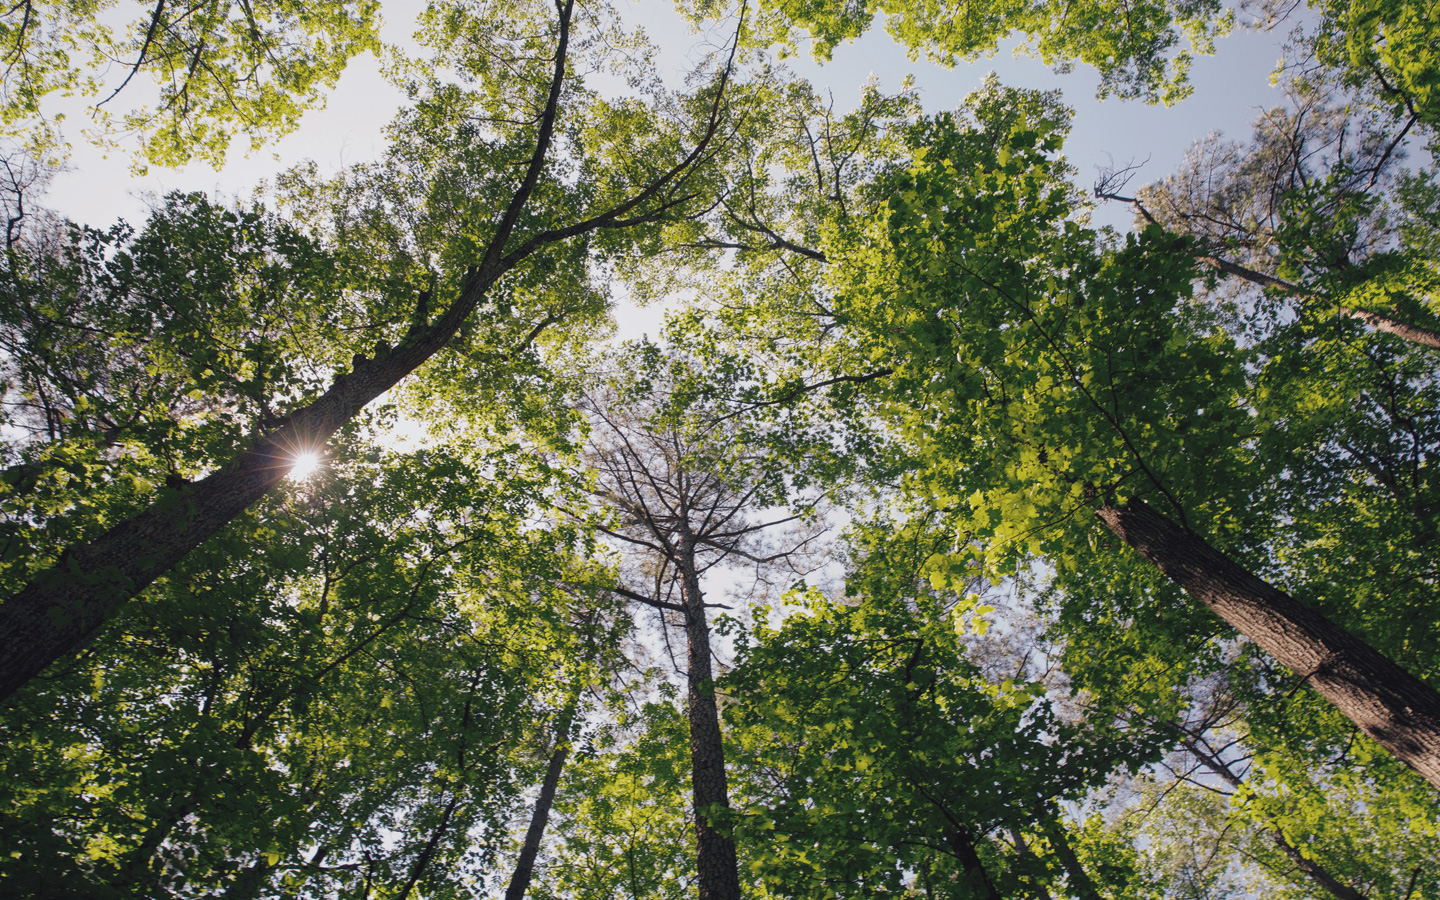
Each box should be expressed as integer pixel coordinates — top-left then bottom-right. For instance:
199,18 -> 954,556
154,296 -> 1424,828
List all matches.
0,0 -> 380,167
0,427 -> 623,898
0,193 -> 350,585
2,0 -> 1439,898
681,0 -> 1232,103
723,521 -> 1162,900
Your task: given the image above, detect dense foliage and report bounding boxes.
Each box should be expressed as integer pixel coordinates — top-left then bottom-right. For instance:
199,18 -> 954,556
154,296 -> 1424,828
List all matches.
1,0 -> 1438,897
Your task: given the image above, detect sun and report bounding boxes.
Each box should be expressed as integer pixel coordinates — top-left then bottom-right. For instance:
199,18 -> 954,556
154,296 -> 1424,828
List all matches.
289,452 -> 321,481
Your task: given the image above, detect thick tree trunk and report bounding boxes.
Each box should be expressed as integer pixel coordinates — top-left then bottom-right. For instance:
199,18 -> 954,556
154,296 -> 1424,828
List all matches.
504,704 -> 576,900
1096,498 -> 1440,789
0,306 -> 487,702
679,534 -> 742,900
0,0 -> 589,704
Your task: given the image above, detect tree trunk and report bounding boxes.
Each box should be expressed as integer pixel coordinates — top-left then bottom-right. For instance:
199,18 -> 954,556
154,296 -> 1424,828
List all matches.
0,0 -> 587,704
396,792 -> 463,900
1341,307 -> 1440,350
1039,817 -> 1102,900
1096,498 -> 1440,789
1195,254 -> 1440,350
0,301 -> 490,702
942,827 -> 999,900
1007,826 -> 1053,900
679,533 -> 742,900
504,704 -> 577,900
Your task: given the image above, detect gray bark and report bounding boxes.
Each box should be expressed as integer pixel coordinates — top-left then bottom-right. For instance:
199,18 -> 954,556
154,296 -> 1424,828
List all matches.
504,704 -> 576,900
679,530 -> 742,900
1096,498 -> 1440,790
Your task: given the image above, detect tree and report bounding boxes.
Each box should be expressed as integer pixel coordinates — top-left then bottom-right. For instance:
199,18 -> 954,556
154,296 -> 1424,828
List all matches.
688,0 -> 1234,103
1096,84 -> 1440,350
532,697 -> 699,900
0,429 -> 621,897
653,73 -> 1440,788
577,356 -> 829,900
724,520 -> 1151,900
0,0 -> 749,703
832,103 -> 1440,785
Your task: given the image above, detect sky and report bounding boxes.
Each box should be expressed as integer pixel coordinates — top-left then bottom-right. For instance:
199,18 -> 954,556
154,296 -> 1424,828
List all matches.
41,0 -> 1300,244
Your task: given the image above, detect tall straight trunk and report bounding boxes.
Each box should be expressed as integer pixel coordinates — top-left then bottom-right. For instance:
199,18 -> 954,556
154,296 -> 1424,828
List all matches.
678,533 -> 742,900
504,703 -> 577,900
1096,498 -> 1440,789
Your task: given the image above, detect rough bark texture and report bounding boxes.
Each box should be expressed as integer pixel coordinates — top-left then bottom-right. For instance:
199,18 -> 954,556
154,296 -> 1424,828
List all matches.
679,532 -> 742,900
1096,498 -> 1440,790
504,706 -> 575,900
0,273 -> 497,702
1341,306 -> 1440,350
1197,255 -> 1440,350
0,0 -> 595,703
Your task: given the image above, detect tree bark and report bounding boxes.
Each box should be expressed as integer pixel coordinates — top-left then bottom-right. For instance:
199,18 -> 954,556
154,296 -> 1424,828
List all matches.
1007,826 -> 1053,900
0,0 -> 666,704
504,704 -> 576,900
1340,307 -> 1440,350
0,267 -> 501,702
679,531 -> 742,900
1096,498 -> 1440,789
1100,191 -> 1440,352
396,792 -> 463,900
1195,255 -> 1440,350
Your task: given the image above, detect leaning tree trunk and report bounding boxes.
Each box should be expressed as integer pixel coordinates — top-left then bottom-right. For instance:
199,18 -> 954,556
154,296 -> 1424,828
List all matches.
504,703 -> 577,900
678,532 -> 742,900
1175,731 -> 1368,900
1096,498 -> 1440,790
0,269 -> 504,703
1039,816 -> 1102,900
1196,254 -> 1440,351
0,0 -> 675,704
